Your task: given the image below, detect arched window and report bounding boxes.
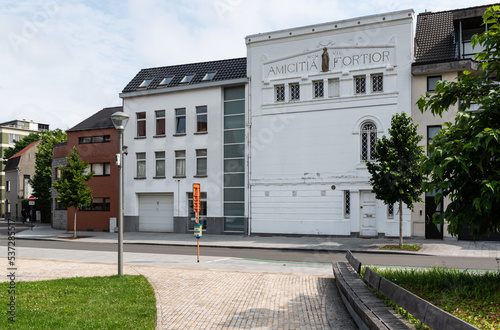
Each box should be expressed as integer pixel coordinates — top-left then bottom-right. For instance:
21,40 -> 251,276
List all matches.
361,122 -> 377,161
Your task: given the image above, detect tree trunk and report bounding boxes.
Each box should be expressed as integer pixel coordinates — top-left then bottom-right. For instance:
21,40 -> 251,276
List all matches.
73,207 -> 78,239
399,199 -> 403,248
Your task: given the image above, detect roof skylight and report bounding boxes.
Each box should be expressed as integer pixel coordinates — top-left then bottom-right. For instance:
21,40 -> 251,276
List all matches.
180,74 -> 195,84
201,72 -> 216,81
139,79 -> 152,88
159,77 -> 174,86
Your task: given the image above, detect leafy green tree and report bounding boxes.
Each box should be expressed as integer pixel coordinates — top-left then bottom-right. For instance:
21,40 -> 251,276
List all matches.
417,6 -> 500,238
30,129 -> 67,222
367,112 -> 425,248
53,147 -> 94,238
3,133 -> 41,164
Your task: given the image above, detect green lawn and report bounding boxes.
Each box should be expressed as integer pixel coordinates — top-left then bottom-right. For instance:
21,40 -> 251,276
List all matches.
366,267 -> 500,329
1,275 -> 156,329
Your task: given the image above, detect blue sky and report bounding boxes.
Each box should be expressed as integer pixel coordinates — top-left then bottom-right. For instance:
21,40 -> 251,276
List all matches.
0,0 -> 495,130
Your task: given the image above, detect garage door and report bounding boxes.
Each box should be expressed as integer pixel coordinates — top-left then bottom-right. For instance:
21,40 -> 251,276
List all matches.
138,194 -> 174,232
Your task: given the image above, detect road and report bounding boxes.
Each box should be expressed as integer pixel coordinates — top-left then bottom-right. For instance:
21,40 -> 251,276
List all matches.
2,238 -> 498,271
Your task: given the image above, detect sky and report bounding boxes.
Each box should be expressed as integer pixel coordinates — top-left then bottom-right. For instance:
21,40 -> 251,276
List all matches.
0,0 -> 496,130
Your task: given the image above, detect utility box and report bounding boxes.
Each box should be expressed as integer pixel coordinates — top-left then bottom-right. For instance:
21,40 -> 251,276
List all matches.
110,217 -> 117,232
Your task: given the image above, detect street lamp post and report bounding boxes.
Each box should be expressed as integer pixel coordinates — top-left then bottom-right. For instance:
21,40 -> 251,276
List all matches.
111,111 -> 129,275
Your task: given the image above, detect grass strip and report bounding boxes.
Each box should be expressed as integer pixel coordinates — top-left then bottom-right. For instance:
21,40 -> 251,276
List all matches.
1,275 -> 156,329
363,267 -> 500,329
380,244 -> 422,251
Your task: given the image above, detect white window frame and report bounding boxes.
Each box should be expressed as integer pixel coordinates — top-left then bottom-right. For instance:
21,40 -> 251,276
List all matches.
155,110 -> 166,136
344,190 -> 350,218
175,150 -> 186,177
275,85 -> 285,102
155,151 -> 166,177
196,106 -> 208,133
360,122 -> 377,161
196,149 -> 207,177
136,153 -> 146,178
371,74 -> 383,92
313,80 -> 324,98
290,83 -> 300,101
355,76 -> 366,94
175,108 -> 186,134
136,112 -> 146,137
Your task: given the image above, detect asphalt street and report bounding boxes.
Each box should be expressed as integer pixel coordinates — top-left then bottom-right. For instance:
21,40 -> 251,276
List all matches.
2,238 -> 498,271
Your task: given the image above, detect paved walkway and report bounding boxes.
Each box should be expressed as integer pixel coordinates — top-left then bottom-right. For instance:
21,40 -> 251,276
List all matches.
2,257 -> 356,329
4,221 -> 500,329
14,222 -> 500,259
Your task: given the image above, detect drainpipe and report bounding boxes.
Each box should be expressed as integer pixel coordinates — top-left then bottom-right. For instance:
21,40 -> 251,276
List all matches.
459,20 -> 463,59
246,78 -> 252,236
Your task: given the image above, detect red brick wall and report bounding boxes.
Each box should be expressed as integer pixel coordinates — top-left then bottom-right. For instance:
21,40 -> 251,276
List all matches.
63,128 -> 120,232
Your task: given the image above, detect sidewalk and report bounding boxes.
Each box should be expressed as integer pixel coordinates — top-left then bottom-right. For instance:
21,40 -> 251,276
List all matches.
12,221 -> 500,259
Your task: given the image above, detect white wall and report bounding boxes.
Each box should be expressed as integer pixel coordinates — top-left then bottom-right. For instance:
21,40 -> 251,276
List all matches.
122,86 -> 224,220
247,10 -> 414,236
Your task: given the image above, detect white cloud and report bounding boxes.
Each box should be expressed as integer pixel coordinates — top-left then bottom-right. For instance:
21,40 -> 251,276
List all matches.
0,0 -> 496,129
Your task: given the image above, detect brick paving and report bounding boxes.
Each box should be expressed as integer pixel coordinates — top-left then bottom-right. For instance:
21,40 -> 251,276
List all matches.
2,258 -> 355,329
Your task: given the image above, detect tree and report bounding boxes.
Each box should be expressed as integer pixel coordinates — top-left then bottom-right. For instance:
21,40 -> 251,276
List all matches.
366,112 -> 425,248
3,132 -> 41,164
417,6 -> 500,238
53,147 -> 94,238
30,129 -> 67,222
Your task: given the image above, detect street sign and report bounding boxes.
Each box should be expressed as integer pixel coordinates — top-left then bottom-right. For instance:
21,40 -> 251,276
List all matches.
29,201 -> 35,206
29,196 -> 35,202
193,183 -> 201,263
193,183 -> 200,213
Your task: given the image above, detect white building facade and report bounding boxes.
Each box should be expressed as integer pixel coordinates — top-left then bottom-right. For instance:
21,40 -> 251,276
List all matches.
120,58 -> 248,234
246,10 -> 415,236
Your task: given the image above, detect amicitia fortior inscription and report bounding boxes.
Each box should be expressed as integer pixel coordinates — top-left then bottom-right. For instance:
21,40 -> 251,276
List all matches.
265,49 -> 392,77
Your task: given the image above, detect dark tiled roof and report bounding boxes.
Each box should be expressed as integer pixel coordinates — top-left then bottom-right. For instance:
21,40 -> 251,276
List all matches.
4,157 -> 20,172
414,11 -> 456,64
414,4 -> 495,64
68,106 -> 123,132
122,57 -> 247,93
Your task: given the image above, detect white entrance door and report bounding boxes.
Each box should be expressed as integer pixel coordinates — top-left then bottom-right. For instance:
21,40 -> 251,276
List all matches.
360,191 -> 377,237
138,194 -> 174,232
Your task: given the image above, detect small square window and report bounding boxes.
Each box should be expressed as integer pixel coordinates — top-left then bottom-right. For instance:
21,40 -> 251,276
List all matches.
159,77 -> 173,86
355,76 -> 366,94
427,75 -> 442,92
202,72 -> 216,81
275,85 -> 285,102
290,83 -> 300,101
372,74 -> 383,92
313,80 -> 324,98
180,74 -> 195,84
139,79 -> 152,88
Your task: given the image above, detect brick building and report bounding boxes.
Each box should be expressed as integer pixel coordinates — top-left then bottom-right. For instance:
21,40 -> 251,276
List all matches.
52,107 -> 121,231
